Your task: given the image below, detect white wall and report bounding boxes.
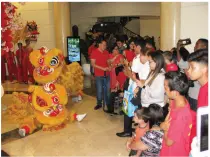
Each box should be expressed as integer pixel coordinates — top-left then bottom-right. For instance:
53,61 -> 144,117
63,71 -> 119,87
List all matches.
180,2 -> 208,52
12,2 -> 56,50
140,18 -> 160,49
71,2 -> 160,39
125,19 -> 140,35
71,2 -> 160,18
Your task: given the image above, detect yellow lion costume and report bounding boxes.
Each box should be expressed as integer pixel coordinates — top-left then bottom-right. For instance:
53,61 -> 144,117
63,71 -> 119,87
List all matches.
18,47 -> 86,137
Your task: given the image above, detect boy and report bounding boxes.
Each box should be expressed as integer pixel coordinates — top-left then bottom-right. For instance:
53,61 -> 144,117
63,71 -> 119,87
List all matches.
187,49 -> 208,108
162,51 -> 178,72
126,108 -> 149,156
160,71 -> 195,156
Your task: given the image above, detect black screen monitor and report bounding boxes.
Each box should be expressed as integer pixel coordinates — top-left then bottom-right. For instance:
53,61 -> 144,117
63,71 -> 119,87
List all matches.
67,36 -> 81,65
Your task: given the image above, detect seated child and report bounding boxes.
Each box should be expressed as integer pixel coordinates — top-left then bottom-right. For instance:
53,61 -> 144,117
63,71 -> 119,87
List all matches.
160,71 -> 196,156
128,104 -> 164,157
127,108 -> 149,156
162,51 -> 178,72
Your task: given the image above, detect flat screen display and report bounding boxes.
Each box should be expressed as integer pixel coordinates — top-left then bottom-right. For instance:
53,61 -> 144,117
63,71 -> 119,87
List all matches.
200,114 -> 208,151
67,37 -> 81,63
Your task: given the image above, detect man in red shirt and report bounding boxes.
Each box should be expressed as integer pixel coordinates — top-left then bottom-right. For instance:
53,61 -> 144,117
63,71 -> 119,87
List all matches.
187,49 -> 208,108
22,39 -> 35,84
160,71 -> 194,156
6,51 -> 18,82
16,42 -> 25,83
88,40 -> 97,76
90,38 -> 111,110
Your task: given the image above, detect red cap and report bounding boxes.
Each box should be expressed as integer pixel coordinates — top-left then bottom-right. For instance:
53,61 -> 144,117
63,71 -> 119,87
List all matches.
166,63 -> 178,72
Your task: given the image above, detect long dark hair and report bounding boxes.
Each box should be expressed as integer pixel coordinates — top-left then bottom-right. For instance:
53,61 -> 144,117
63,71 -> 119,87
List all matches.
147,51 -> 165,86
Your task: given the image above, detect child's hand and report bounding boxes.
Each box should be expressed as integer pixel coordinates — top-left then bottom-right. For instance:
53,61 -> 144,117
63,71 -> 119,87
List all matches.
126,141 -> 131,151
126,138 -> 133,151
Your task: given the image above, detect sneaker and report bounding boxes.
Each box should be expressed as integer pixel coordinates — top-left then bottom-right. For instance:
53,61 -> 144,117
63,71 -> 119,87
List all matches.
76,113 -> 87,122
19,128 -> 26,137
94,105 -> 102,110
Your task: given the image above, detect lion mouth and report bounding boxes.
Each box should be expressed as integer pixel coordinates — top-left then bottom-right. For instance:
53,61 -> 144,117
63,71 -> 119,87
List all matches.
36,96 -> 48,107
36,66 -> 54,76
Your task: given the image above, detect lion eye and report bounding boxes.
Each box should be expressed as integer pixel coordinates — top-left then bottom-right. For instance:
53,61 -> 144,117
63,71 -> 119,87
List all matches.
50,56 -> 59,66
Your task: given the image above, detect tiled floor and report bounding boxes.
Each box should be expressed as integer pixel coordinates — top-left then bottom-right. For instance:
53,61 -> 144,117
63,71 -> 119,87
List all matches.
1,77 -> 129,156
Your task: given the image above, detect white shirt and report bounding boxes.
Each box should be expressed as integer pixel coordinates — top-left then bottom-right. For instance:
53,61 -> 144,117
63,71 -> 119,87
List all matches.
129,54 -> 141,90
129,54 -> 150,91
177,59 -> 200,99
141,72 -> 165,107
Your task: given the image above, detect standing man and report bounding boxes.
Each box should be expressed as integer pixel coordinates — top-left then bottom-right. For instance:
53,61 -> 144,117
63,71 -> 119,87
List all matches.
6,51 -> 17,83
177,38 -> 208,111
90,38 -> 111,110
16,42 -> 25,83
116,38 -> 148,137
116,37 -> 126,55
22,39 -> 34,84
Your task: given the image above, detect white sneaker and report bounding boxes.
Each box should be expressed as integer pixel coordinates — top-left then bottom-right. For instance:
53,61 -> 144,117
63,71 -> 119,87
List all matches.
76,113 -> 87,122
78,95 -> 82,101
19,128 -> 26,137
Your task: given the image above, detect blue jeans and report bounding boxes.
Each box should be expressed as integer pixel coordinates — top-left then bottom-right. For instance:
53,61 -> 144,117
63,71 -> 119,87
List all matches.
95,76 -> 110,107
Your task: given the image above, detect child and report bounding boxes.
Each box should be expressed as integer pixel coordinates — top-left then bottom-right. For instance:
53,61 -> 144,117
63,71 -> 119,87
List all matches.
162,51 -> 178,72
160,71 -> 195,156
128,104 -> 164,157
126,108 -> 149,156
187,49 -> 208,108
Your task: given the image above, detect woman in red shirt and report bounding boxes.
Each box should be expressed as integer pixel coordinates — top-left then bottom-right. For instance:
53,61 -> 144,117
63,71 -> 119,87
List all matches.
123,39 -> 135,66
109,44 -> 126,91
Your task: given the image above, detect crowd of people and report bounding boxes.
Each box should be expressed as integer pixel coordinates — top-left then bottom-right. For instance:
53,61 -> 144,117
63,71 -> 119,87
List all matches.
89,35 -> 208,157
1,39 -> 35,84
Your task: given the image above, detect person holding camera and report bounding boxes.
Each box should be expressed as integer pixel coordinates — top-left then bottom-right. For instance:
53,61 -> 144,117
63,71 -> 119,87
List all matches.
176,38 -> 208,111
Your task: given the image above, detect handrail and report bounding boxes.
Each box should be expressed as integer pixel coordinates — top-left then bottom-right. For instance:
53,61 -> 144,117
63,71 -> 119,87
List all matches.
123,26 -> 139,37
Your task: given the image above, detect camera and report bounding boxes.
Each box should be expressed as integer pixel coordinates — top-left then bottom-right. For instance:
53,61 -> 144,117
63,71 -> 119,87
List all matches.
178,38 -> 191,46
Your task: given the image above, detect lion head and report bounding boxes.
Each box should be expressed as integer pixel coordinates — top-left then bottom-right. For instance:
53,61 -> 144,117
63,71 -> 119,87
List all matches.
29,47 -> 65,84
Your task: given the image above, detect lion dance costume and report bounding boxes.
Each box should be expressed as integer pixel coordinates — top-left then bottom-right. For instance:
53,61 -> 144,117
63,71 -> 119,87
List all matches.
18,46 -> 86,137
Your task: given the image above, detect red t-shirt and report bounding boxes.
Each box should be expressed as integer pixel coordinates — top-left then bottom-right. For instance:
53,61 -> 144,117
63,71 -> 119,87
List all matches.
88,45 -> 97,58
16,48 -> 25,64
124,49 -> 135,62
90,48 -> 110,77
198,82 -> 208,108
160,100 -> 193,156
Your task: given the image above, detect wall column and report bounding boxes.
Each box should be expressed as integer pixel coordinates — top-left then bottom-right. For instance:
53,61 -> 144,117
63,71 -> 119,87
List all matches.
53,2 -> 71,56
160,2 -> 181,51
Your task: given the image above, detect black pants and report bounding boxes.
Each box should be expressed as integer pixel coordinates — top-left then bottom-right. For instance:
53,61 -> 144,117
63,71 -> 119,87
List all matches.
124,113 -> 133,133
108,90 -> 122,113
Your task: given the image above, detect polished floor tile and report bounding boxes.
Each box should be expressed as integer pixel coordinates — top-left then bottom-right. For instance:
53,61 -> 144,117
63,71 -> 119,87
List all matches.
1,82 -> 129,156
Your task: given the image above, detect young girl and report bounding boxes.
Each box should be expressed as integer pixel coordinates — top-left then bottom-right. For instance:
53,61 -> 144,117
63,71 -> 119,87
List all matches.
127,108 -> 149,157
128,104 -> 165,157
136,51 -> 165,107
